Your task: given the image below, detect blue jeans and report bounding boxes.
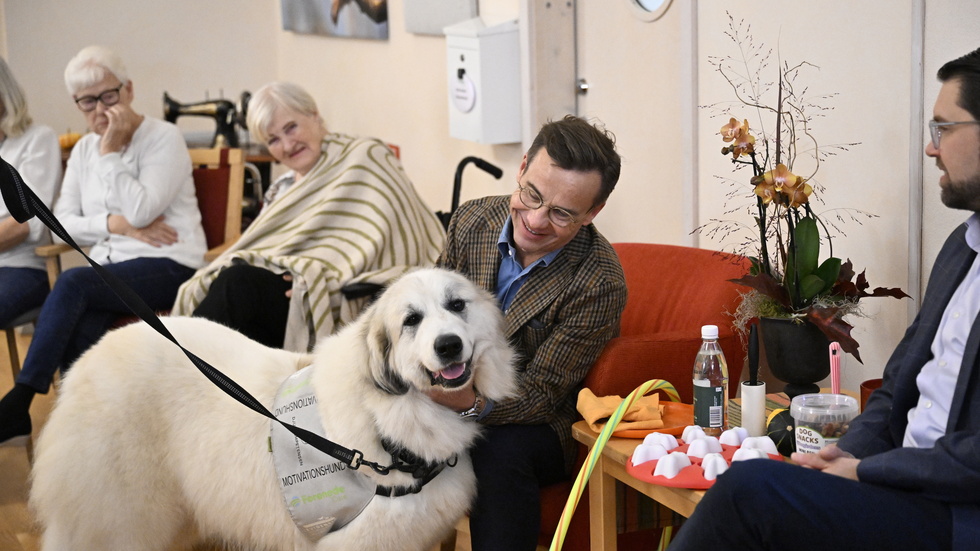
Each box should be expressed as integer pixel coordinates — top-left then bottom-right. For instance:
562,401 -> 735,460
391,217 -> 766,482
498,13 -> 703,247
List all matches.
16,257 -> 196,393
0,267 -> 49,326
668,458 -> 952,550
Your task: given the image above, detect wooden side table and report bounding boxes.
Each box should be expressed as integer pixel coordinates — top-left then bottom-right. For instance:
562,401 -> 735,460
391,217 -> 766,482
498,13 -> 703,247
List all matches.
571,421 -> 705,551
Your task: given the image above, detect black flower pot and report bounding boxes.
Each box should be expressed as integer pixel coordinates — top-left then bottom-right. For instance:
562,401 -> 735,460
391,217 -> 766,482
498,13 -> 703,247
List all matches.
759,317 -> 830,399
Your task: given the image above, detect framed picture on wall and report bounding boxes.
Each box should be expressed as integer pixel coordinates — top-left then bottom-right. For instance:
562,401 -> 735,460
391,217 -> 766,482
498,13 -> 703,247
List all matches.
281,0 -> 389,40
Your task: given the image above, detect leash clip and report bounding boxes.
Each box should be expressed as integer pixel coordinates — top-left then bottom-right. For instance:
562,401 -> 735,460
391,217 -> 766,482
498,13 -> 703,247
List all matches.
349,449 -> 364,470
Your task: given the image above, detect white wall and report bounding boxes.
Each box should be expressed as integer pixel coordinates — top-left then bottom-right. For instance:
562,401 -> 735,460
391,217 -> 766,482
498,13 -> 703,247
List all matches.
576,0 -> 687,245
3,0 -> 978,393
695,2 -> 916,392
3,0 -> 277,142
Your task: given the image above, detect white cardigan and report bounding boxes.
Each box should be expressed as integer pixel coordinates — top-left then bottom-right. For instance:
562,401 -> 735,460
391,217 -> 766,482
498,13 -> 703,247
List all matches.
0,124 -> 62,270
56,117 -> 206,268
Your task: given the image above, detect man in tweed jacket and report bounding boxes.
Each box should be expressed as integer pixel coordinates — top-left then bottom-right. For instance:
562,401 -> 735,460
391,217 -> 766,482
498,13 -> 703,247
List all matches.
433,116 -> 627,551
671,47 -> 980,551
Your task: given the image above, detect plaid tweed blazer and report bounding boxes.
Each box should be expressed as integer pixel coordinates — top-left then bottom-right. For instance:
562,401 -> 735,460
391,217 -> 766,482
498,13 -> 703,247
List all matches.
438,195 -> 627,465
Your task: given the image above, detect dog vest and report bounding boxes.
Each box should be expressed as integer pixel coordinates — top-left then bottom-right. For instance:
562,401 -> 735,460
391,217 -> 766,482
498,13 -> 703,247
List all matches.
270,366 -> 375,542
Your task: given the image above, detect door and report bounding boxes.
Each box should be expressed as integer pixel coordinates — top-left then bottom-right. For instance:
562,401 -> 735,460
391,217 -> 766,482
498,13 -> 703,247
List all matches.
574,0 -> 694,245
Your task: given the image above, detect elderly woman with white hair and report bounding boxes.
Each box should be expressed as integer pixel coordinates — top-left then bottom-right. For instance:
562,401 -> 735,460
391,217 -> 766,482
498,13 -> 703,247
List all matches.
0,57 -> 62,334
172,81 -> 445,351
0,46 -> 206,444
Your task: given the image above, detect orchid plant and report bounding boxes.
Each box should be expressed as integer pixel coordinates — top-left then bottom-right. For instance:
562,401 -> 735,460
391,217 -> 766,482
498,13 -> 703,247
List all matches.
700,14 -> 909,362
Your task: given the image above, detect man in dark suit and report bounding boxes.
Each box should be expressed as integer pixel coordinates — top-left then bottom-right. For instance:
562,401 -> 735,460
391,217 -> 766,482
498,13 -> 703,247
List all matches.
431,115 -> 627,551
670,47 -> 980,551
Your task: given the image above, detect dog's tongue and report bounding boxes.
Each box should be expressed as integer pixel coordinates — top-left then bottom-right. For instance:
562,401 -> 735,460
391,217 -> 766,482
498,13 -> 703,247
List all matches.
439,362 -> 466,380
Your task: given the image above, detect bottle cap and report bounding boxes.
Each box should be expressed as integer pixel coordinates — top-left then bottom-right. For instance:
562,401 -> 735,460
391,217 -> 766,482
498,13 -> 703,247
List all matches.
701,325 -> 719,339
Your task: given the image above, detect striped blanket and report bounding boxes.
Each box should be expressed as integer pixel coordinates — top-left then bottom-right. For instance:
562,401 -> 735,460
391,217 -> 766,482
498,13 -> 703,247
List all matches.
172,133 -> 446,351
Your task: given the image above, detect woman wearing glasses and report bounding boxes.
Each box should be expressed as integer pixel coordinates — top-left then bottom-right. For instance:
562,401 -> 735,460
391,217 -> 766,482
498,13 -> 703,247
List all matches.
0,46 -> 206,444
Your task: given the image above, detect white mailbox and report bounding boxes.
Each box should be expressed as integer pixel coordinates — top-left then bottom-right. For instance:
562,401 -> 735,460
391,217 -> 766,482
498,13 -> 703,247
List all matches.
444,17 -> 521,144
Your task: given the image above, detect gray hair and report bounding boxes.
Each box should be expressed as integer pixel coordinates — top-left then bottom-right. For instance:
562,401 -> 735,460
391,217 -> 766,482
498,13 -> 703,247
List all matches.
246,81 -> 324,144
0,57 -> 32,138
64,45 -> 130,96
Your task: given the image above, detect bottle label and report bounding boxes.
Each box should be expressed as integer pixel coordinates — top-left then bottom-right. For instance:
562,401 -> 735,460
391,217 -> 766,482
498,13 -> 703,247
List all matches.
693,385 -> 724,428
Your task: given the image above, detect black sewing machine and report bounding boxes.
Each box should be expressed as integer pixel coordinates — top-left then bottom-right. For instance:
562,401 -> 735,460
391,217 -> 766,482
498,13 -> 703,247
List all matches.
163,92 -> 241,148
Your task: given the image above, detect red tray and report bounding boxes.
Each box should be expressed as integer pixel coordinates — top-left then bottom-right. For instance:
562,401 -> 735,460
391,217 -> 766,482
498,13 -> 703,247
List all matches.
626,441 -> 782,489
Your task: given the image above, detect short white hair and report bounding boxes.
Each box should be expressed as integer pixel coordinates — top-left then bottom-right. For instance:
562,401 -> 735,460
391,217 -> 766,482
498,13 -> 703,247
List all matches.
64,45 -> 130,96
0,57 -> 32,137
246,81 -> 324,144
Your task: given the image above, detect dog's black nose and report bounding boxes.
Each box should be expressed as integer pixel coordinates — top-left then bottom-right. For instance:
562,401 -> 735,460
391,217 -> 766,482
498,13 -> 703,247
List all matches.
434,334 -> 463,361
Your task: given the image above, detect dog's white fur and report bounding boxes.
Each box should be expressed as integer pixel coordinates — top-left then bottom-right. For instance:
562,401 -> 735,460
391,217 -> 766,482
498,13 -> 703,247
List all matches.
29,268 -> 515,551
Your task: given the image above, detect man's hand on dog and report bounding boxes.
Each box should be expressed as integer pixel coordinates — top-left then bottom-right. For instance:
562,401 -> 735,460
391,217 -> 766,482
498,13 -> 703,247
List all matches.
426,384 -> 476,414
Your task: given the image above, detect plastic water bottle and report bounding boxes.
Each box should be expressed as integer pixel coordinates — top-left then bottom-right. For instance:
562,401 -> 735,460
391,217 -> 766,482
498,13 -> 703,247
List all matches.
693,325 -> 729,437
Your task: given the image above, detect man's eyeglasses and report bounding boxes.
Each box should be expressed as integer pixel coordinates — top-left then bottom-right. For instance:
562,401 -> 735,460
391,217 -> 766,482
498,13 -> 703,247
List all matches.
516,182 -> 580,227
74,84 -> 124,112
929,119 -> 980,149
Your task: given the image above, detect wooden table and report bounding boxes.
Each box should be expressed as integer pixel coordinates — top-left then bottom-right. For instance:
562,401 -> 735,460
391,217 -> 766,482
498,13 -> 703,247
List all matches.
573,389 -> 859,550
571,421 -> 705,551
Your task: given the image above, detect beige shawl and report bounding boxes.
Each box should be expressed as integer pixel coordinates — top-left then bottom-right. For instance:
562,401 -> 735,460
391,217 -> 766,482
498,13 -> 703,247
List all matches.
172,133 -> 446,351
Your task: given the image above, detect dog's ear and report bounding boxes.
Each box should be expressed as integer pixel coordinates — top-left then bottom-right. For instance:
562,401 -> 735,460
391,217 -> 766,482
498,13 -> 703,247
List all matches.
366,306 -> 409,395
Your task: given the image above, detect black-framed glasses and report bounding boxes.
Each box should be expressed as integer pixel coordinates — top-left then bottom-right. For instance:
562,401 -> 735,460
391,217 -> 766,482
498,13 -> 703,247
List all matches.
74,84 -> 124,112
516,182 -> 580,227
929,119 -> 980,149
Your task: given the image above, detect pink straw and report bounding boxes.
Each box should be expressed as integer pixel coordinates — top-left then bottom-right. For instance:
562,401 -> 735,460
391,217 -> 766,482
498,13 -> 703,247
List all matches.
830,342 -> 842,394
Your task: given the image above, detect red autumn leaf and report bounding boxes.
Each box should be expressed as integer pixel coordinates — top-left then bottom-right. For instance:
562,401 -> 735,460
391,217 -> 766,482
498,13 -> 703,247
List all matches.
807,307 -> 863,364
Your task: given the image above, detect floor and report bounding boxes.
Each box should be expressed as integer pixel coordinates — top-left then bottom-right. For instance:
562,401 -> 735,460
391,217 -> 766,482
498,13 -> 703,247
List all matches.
0,326 -> 472,551
0,327 -> 47,551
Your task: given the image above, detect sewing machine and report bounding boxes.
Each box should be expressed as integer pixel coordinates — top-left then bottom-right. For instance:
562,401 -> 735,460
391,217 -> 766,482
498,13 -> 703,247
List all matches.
163,92 -> 241,148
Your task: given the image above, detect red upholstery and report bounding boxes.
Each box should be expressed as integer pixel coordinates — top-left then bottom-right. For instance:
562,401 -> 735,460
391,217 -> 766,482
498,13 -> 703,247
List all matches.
193,148 -> 233,250
585,242 -> 750,402
537,242 -> 751,550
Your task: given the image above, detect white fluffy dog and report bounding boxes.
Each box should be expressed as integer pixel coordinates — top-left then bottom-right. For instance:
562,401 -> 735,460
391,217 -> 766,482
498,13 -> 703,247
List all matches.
30,268 -> 515,551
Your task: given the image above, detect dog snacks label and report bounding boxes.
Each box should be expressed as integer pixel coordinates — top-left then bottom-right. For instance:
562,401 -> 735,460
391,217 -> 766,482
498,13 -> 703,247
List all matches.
271,366 -> 376,541
794,425 -> 838,454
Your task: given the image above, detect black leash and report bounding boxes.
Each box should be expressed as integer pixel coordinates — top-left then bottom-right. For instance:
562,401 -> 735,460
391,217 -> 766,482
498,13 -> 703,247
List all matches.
0,155 -> 445,485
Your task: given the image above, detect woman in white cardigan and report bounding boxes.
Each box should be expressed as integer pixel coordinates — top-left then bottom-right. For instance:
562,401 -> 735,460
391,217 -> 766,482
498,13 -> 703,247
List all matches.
0,46 -> 206,444
0,57 -> 61,332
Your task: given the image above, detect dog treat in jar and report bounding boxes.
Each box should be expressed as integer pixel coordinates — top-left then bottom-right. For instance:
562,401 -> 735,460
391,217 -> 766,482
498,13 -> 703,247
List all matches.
790,393 -> 858,454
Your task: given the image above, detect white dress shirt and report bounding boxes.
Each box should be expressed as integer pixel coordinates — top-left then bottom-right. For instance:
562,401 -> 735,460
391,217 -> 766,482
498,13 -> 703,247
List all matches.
903,214 -> 980,448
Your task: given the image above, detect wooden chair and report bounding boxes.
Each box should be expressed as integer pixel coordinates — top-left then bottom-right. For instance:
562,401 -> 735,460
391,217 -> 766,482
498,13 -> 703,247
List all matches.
187,147 -> 245,261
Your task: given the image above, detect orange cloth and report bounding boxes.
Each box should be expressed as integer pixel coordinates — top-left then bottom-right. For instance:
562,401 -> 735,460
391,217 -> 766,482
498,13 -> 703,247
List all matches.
576,388 -> 665,433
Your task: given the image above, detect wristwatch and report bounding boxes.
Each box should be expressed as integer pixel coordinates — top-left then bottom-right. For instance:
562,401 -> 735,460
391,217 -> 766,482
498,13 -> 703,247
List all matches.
458,394 -> 485,419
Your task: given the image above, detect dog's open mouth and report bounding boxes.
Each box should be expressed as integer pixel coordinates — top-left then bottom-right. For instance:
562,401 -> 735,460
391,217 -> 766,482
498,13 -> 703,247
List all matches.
428,361 -> 472,389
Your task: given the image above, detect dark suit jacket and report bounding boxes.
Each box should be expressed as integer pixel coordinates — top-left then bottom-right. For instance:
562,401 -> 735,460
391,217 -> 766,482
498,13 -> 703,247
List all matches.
839,222 -> 980,549
438,195 -> 627,466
